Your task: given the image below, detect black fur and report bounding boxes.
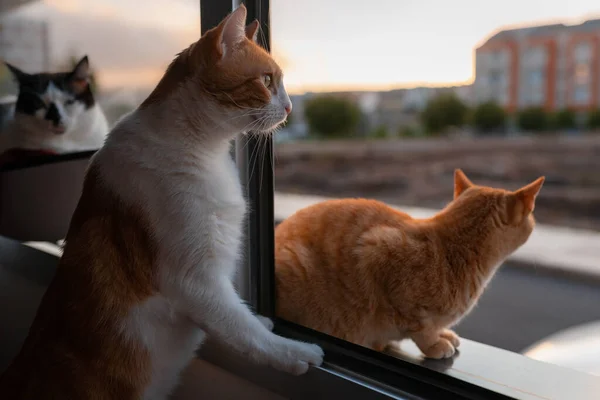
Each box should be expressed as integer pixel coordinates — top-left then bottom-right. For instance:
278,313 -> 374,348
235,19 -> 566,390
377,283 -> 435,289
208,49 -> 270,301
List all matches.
5,56 -> 96,130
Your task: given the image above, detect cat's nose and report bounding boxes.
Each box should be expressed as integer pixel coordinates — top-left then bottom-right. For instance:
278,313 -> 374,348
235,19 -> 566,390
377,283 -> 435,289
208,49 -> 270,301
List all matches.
284,103 -> 292,115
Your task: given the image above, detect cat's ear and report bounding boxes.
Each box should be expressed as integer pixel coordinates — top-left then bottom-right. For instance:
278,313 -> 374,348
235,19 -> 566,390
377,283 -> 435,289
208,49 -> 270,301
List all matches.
71,56 -> 90,80
515,176 -> 545,214
245,20 -> 260,42
217,4 -> 248,57
5,63 -> 27,82
454,169 -> 474,199
69,56 -> 90,94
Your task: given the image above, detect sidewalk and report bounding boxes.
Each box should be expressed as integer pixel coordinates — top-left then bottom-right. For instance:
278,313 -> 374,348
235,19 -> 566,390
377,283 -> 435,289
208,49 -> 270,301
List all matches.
275,192 -> 600,281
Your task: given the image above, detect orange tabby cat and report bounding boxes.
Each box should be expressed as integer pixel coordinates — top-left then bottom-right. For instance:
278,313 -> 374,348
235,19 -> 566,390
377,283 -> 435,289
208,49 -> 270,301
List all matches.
275,169 -> 544,359
0,6 -> 322,400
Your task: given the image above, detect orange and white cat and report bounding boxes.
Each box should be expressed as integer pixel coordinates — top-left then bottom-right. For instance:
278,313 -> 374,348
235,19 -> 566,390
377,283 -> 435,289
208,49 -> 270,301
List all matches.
0,6 -> 322,400
275,169 -> 544,359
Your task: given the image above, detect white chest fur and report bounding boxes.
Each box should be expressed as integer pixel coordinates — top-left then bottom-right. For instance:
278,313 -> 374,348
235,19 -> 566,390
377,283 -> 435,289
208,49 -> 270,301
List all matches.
94,114 -> 247,399
93,107 -> 323,399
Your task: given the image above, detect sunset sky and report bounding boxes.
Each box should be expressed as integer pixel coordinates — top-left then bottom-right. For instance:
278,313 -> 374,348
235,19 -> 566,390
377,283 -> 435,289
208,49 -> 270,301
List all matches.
6,0 -> 600,94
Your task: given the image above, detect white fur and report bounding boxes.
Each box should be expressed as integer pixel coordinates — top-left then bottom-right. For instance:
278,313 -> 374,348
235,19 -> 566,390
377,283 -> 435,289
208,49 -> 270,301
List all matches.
90,6 -> 320,399
0,83 -> 109,154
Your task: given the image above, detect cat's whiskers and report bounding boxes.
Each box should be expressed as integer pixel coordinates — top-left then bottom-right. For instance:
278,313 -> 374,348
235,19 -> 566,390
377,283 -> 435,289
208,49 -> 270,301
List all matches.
228,110 -> 264,121
232,118 -> 267,166
246,115 -> 275,188
263,128 -> 279,195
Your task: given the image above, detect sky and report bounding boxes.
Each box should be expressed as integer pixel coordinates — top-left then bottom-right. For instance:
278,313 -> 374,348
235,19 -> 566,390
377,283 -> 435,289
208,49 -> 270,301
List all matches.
5,0 -> 600,94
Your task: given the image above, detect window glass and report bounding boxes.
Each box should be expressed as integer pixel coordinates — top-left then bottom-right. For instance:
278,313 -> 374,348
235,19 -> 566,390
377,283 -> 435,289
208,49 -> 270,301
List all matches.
575,63 -> 590,84
574,85 -> 590,103
271,0 -> 600,381
0,0 -> 200,128
575,42 -> 591,62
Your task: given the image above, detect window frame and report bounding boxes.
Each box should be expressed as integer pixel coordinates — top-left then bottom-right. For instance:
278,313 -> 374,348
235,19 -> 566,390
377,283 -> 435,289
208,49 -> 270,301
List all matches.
227,0 -> 514,397
200,1 -> 600,400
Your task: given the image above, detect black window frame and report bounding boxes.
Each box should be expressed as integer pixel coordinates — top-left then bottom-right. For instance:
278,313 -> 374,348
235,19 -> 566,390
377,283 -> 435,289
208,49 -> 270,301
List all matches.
1,1 -> 597,398
199,2 -> 600,399
215,0 -> 512,398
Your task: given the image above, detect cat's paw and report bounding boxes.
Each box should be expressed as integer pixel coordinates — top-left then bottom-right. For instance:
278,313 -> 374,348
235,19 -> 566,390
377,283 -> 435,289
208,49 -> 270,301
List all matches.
422,338 -> 456,359
256,315 -> 274,331
266,337 -> 324,375
371,341 -> 389,352
440,329 -> 460,348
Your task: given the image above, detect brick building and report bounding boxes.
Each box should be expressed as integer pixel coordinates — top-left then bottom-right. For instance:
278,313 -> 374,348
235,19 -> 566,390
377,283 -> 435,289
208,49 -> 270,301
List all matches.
474,19 -> 600,112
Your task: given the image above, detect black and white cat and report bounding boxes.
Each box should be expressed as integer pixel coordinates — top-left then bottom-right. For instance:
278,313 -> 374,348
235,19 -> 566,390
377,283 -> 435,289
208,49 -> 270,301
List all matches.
0,56 -> 109,154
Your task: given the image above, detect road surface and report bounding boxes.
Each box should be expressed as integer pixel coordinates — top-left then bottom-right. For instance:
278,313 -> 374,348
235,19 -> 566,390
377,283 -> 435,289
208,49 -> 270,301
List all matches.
455,263 -> 600,353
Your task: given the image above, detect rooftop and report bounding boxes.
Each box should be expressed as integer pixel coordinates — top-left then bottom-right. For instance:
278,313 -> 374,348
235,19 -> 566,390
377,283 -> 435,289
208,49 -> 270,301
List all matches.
481,18 -> 600,47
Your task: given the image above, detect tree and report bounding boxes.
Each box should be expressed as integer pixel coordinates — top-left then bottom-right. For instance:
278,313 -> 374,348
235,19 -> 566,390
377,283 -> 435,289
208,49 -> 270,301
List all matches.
304,95 -> 361,138
398,125 -> 420,138
369,125 -> 388,139
552,109 -> 576,130
472,101 -> 506,133
420,93 -> 468,135
517,107 -> 548,132
586,109 -> 600,130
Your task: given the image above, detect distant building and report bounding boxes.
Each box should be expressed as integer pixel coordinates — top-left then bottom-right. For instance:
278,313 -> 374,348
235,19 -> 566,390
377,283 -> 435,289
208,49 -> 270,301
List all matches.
0,16 -> 50,73
474,19 -> 600,112
0,4 -> 50,97
0,0 -> 38,15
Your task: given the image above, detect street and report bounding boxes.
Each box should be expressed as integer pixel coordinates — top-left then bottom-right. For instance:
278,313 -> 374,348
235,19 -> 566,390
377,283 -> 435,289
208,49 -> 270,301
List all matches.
455,264 -> 600,353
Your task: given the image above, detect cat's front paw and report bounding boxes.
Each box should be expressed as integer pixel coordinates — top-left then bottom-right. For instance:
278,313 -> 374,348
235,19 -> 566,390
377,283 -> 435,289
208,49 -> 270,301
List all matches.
440,329 -> 460,348
267,337 -> 324,375
256,315 -> 274,331
422,338 -> 456,359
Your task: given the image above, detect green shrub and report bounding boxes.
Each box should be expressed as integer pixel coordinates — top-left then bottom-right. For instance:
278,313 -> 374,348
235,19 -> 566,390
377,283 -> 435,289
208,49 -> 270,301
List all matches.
304,95 -> 362,138
420,93 -> 468,135
586,109 -> 600,130
369,125 -> 389,139
472,101 -> 506,133
552,109 -> 576,130
398,125 -> 420,138
517,107 -> 548,132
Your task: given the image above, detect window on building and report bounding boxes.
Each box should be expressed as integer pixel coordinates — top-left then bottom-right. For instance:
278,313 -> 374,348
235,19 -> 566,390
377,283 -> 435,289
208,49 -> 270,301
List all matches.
575,64 -> 590,84
529,69 -> 544,86
489,70 -> 503,85
527,46 -> 546,65
575,42 -> 591,62
525,69 -> 545,106
574,85 -> 590,104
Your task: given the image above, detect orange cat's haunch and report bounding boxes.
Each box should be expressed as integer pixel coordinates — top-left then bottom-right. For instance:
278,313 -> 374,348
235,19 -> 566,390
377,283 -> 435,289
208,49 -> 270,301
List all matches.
275,169 -> 544,359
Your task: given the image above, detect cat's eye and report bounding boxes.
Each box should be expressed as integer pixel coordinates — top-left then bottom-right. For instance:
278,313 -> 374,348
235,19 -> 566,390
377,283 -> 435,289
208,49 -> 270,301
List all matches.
262,74 -> 272,88
65,99 -> 75,106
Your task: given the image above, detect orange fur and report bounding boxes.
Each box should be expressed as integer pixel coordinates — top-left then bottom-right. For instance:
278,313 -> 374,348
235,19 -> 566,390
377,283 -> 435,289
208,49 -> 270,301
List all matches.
275,169 -> 544,359
0,166 -> 156,399
0,7 -> 285,399
141,17 -> 281,109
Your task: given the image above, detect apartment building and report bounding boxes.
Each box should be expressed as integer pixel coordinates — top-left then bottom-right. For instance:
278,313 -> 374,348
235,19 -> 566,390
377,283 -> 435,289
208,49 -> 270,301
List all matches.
0,17 -> 50,74
474,19 -> 600,112
0,2 -> 50,96
0,0 -> 37,14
